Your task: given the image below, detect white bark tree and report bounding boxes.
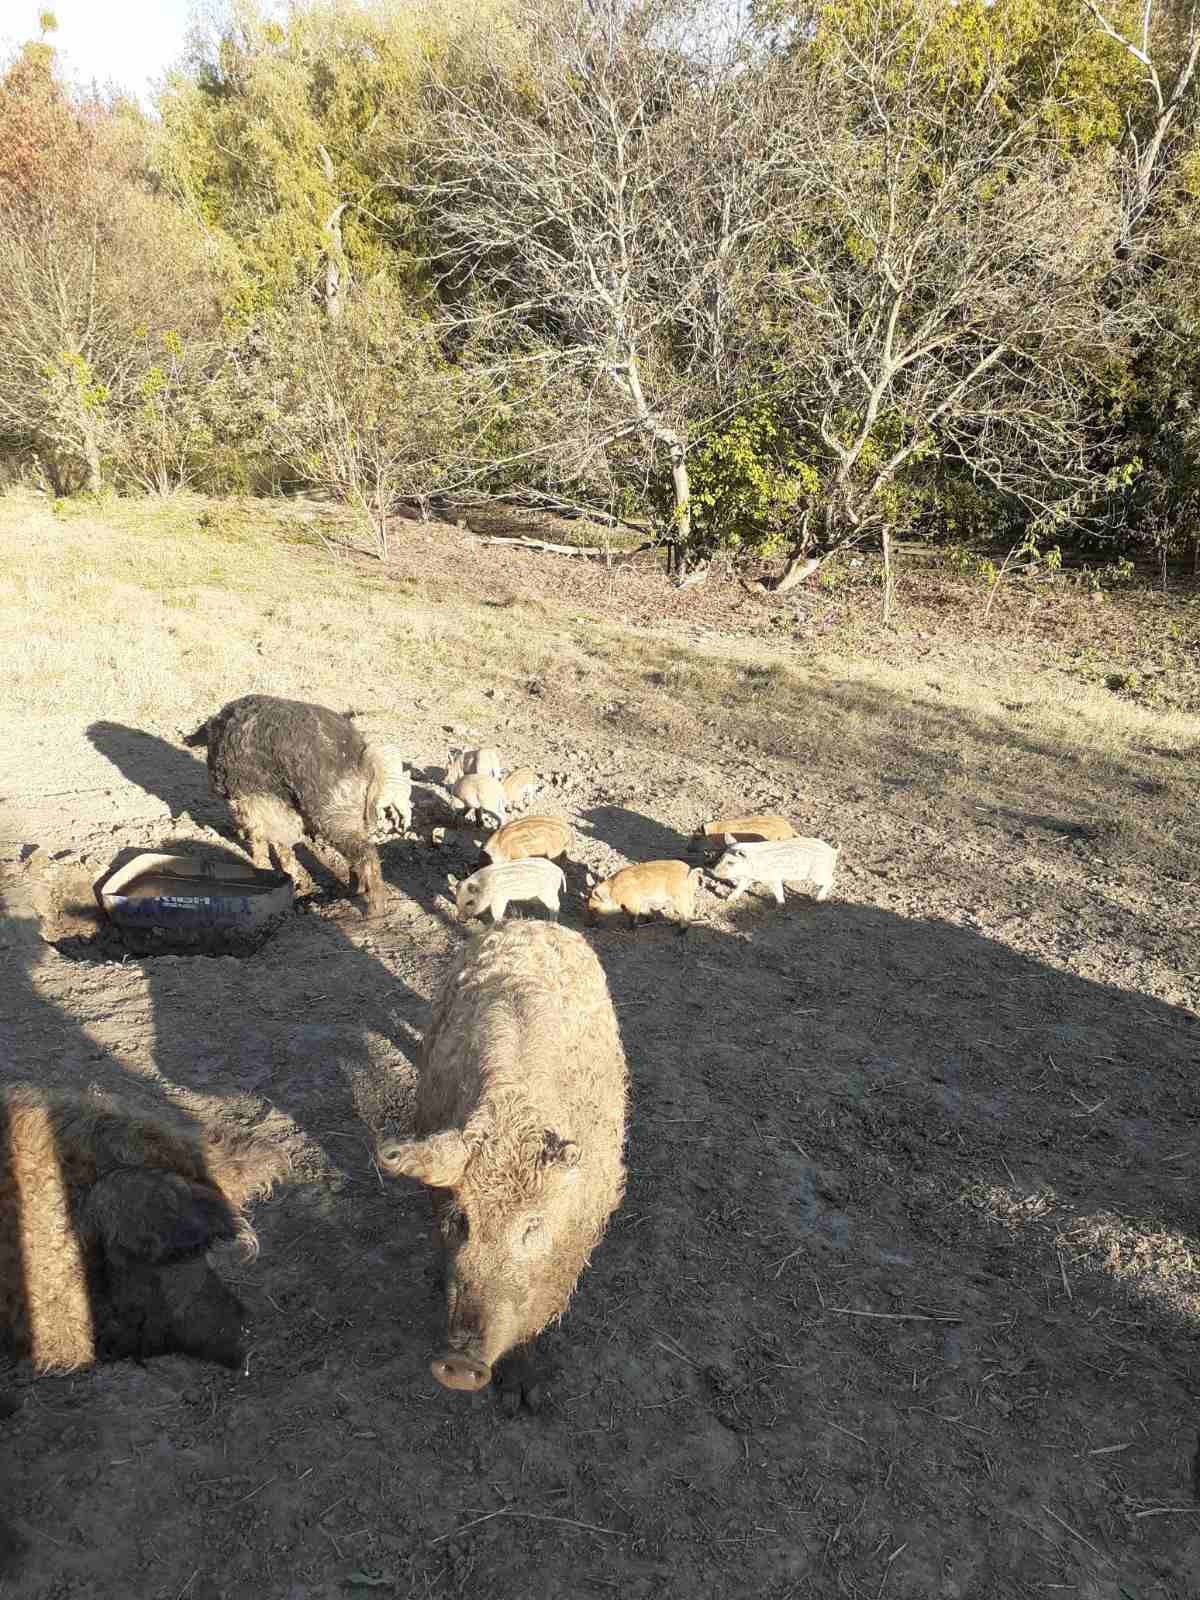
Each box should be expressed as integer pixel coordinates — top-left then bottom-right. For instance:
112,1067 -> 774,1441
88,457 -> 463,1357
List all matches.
408,0 -> 795,574
755,1 -> 1142,555
1083,0 -> 1200,238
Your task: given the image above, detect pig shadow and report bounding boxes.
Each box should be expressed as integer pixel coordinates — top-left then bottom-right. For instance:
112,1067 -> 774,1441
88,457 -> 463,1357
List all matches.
72,724 -> 429,1174
86,720 -> 226,832
580,805 -> 693,864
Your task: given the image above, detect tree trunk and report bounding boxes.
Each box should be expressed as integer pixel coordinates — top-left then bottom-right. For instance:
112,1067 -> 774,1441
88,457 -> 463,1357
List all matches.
771,553 -> 820,594
316,144 -> 348,321
618,356 -> 696,580
669,441 -> 691,549
322,203 -> 348,322
82,427 -> 102,497
880,525 -> 894,623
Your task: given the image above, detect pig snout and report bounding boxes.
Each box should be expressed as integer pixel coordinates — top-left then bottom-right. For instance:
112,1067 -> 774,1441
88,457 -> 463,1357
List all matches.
431,1348 -> 492,1392
432,1281 -> 517,1393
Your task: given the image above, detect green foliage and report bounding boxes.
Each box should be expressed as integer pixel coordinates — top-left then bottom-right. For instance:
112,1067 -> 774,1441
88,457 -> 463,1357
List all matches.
0,0 -> 1198,578
652,405 -> 820,559
155,0 -> 483,316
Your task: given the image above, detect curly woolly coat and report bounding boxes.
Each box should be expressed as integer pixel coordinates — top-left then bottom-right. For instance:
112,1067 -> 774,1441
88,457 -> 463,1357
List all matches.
0,1086 -> 284,1372
185,694 -> 409,908
379,922 -> 627,1382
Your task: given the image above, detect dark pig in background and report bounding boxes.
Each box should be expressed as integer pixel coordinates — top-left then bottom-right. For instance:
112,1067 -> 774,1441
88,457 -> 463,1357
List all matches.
378,922 -> 627,1412
184,693 -> 410,912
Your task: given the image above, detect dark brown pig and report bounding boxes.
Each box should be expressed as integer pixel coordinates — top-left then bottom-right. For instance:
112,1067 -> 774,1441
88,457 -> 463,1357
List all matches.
377,922 -> 627,1411
184,694 -> 410,912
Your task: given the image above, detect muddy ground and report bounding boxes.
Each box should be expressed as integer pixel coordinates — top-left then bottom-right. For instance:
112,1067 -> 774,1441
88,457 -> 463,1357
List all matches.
3,553 -> 1200,1599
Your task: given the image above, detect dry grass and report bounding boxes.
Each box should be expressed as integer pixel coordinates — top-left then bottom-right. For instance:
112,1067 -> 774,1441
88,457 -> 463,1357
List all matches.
2,488 -> 1198,878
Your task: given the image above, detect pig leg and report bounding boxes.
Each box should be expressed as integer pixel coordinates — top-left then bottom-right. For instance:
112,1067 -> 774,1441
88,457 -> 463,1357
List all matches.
815,878 -> 832,902
490,898 -> 509,923
495,1345 -> 546,1416
326,828 -> 385,914
771,881 -> 785,905
245,831 -> 272,870
724,882 -> 746,903
269,839 -> 305,884
539,891 -> 559,918
228,798 -> 271,869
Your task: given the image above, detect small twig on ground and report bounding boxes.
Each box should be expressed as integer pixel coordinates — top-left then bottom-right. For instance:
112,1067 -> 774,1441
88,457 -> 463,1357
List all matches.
653,1330 -> 705,1369
1041,1505 -> 1112,1566
429,1508 -> 508,1544
827,1308 -> 961,1322
1057,1250 -> 1073,1303
506,1511 -> 620,1537
234,1475 -> 278,1506
430,1506 -> 619,1544
769,1246 -> 806,1279
1066,1089 -> 1108,1116
877,1543 -> 908,1600
827,1419 -> 869,1448
905,1406 -> 994,1437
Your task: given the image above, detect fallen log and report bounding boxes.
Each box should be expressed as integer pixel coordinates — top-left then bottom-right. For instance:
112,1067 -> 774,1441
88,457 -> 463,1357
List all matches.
468,533 -> 655,566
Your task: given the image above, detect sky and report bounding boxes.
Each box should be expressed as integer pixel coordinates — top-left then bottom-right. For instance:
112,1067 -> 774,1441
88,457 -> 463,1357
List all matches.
3,0 -> 196,105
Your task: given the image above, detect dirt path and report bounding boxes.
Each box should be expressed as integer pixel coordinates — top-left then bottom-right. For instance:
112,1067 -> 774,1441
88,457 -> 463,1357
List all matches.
3,611 -> 1200,1597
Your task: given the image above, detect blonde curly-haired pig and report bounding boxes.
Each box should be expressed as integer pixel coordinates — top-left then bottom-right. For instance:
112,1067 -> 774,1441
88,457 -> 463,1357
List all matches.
451,859 -> 566,922
447,746 -> 504,784
711,837 -> 838,904
376,922 -> 627,1411
481,816 -> 571,866
449,775 -> 507,828
586,860 -> 700,929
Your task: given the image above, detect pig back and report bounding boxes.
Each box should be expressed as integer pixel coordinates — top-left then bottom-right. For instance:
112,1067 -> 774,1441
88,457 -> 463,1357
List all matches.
413,923 -> 627,1206
206,695 -> 370,809
723,836 -> 836,879
483,816 -> 571,864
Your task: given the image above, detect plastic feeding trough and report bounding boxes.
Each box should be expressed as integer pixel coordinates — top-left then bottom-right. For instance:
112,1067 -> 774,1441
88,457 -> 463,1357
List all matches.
95,852 -> 294,952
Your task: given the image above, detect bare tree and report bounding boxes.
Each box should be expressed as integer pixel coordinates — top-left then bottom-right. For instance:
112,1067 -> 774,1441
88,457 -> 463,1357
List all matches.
1083,0 -> 1200,237
0,110 -> 227,495
755,0 -> 1141,559
265,287 -> 495,556
407,0 -> 794,575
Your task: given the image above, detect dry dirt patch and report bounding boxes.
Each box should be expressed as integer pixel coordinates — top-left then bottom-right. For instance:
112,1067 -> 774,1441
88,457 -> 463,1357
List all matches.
1,492 -> 1199,1599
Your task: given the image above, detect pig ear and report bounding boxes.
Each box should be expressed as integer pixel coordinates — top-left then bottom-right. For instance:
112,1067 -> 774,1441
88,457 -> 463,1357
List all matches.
447,874 -> 460,889
85,1171 -> 238,1263
584,869 -> 598,888
377,1130 -> 470,1188
540,1130 -> 581,1169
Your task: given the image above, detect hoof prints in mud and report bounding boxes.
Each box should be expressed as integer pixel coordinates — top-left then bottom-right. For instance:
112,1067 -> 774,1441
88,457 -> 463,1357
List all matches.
52,916 -> 290,962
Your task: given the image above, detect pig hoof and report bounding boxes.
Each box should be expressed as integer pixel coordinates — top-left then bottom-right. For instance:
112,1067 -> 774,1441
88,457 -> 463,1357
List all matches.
499,1382 -> 523,1418
496,1370 -> 543,1416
